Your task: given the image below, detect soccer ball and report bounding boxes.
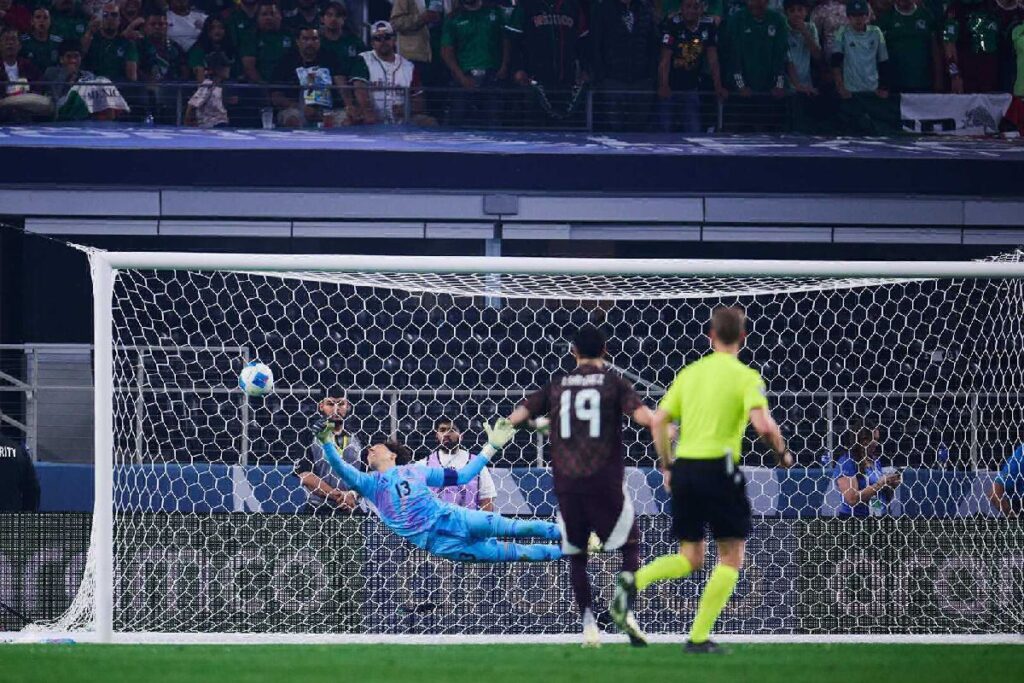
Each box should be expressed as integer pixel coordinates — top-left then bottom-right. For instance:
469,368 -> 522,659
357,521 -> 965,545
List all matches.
238,361 -> 274,397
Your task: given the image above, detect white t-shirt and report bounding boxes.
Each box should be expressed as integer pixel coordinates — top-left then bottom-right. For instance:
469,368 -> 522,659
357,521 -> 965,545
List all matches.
166,9 -> 207,52
355,50 -> 418,123
415,447 -> 497,502
4,62 -> 20,82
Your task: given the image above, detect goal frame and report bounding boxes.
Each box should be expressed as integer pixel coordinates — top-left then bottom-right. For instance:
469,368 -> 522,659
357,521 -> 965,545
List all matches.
83,251 -> 1024,645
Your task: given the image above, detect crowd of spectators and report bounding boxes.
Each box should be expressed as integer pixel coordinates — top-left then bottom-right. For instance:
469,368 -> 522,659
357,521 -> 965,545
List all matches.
0,0 -> 1021,129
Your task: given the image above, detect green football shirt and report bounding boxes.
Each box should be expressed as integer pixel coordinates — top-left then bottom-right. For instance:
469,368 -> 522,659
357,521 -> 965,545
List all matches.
876,6 -> 937,92
240,30 -> 293,82
833,24 -> 888,92
441,5 -> 504,72
19,33 -> 63,71
320,33 -> 366,77
84,34 -> 138,81
727,8 -> 790,91
659,351 -> 769,463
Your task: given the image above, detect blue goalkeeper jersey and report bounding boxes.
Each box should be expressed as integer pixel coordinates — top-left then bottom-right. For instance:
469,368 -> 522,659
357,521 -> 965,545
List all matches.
320,440 -> 490,542
995,444 -> 1024,496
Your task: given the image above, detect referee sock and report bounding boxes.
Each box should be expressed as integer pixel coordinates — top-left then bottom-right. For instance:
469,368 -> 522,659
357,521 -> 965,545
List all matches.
634,553 -> 693,591
689,564 -> 740,644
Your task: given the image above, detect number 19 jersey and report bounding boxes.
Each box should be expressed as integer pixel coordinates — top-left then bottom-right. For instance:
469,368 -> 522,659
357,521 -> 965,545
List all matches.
522,365 -> 643,494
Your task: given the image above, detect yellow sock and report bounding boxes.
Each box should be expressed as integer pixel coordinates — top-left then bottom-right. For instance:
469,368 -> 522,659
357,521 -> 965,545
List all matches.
689,564 -> 740,644
634,553 -> 693,591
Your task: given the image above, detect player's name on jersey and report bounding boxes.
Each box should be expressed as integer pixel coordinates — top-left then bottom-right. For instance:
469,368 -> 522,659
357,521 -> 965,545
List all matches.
0,446 -> 17,458
561,374 -> 606,387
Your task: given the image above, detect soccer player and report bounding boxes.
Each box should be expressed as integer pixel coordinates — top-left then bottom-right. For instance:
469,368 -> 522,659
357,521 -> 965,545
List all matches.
611,306 -> 791,654
506,325 -> 655,648
315,418 -> 562,562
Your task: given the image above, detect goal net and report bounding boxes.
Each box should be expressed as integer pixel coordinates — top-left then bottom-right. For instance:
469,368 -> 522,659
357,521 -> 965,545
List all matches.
32,251 -> 1024,640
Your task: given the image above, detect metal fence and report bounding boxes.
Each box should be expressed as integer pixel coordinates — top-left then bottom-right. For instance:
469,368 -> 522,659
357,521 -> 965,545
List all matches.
2,79 -> 884,133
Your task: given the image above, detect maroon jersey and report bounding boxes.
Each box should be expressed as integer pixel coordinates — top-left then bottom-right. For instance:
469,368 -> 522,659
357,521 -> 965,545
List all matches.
522,364 -> 643,493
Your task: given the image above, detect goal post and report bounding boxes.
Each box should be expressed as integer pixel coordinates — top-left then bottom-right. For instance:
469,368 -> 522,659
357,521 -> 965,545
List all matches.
38,249 -> 1024,643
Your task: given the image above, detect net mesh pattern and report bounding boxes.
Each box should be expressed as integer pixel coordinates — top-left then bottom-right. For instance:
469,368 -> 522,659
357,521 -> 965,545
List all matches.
28,253 -> 1024,635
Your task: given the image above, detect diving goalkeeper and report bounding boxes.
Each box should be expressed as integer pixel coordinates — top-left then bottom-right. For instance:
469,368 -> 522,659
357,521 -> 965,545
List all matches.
315,418 -> 562,562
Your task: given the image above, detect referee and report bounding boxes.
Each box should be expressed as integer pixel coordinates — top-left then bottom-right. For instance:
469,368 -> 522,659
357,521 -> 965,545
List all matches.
611,306 -> 791,653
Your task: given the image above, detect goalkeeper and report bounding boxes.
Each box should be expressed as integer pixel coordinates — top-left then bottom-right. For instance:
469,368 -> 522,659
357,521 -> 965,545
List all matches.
315,417 -> 562,562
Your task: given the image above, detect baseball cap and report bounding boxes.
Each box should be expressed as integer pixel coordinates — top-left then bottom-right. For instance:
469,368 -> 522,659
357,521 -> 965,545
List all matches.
370,20 -> 394,36
846,0 -> 868,14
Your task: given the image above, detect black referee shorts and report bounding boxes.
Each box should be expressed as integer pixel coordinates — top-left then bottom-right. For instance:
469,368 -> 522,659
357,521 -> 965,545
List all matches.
670,456 -> 752,542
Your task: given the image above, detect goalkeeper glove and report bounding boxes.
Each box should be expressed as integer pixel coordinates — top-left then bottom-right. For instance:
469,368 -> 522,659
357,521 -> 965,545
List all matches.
313,417 -> 337,445
483,418 -> 516,450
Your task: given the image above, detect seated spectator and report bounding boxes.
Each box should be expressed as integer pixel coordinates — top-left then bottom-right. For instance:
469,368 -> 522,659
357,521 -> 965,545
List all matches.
139,9 -> 188,83
225,0 -> 258,56
166,0 -> 206,53
416,416 -> 496,511
989,440 -> 1023,516
0,0 -> 30,34
49,0 -> 89,45
320,1 -> 365,118
271,24 -> 348,126
185,49 -> 234,126
320,1 -> 366,72
657,0 -> 726,133
83,1 -> 138,82
43,38 -> 94,102
139,8 -> 189,121
351,19 -> 433,124
0,26 -> 51,120
875,0 -> 942,93
591,0 -> 658,131
240,1 -> 293,85
0,434 -> 40,513
944,0 -> 1001,93
440,0 -> 506,127
119,0 -> 145,41
19,7 -> 63,73
834,425 -> 900,517
187,15 -> 237,82
284,0 -> 321,35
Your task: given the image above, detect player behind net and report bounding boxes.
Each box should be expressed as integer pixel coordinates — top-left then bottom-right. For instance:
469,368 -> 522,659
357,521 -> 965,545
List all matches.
505,324 -> 655,647
314,417 -> 562,562
611,306 -> 792,654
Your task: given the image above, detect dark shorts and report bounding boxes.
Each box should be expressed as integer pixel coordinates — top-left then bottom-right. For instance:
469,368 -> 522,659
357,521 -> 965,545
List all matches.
556,480 -> 639,555
670,457 -> 752,542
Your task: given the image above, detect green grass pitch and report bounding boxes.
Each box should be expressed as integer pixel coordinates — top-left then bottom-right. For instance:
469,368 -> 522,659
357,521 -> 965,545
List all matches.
1,643 -> 1022,683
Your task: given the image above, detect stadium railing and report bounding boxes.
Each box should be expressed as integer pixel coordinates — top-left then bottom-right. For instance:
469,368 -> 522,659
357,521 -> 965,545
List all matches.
1,80 -> 916,134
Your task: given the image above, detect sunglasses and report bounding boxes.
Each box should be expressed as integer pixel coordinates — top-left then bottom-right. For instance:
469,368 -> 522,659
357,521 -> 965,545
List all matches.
371,33 -> 395,41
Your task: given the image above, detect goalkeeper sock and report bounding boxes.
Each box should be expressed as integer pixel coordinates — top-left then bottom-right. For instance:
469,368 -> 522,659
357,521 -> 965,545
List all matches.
569,554 -> 592,613
635,553 -> 693,591
689,564 -> 740,644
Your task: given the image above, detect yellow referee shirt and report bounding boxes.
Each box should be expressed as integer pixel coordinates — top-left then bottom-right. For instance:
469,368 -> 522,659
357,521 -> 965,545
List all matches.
659,351 -> 769,463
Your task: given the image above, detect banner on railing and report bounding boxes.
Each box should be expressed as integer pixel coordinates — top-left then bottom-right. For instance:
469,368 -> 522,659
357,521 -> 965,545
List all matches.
900,93 -> 1012,135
